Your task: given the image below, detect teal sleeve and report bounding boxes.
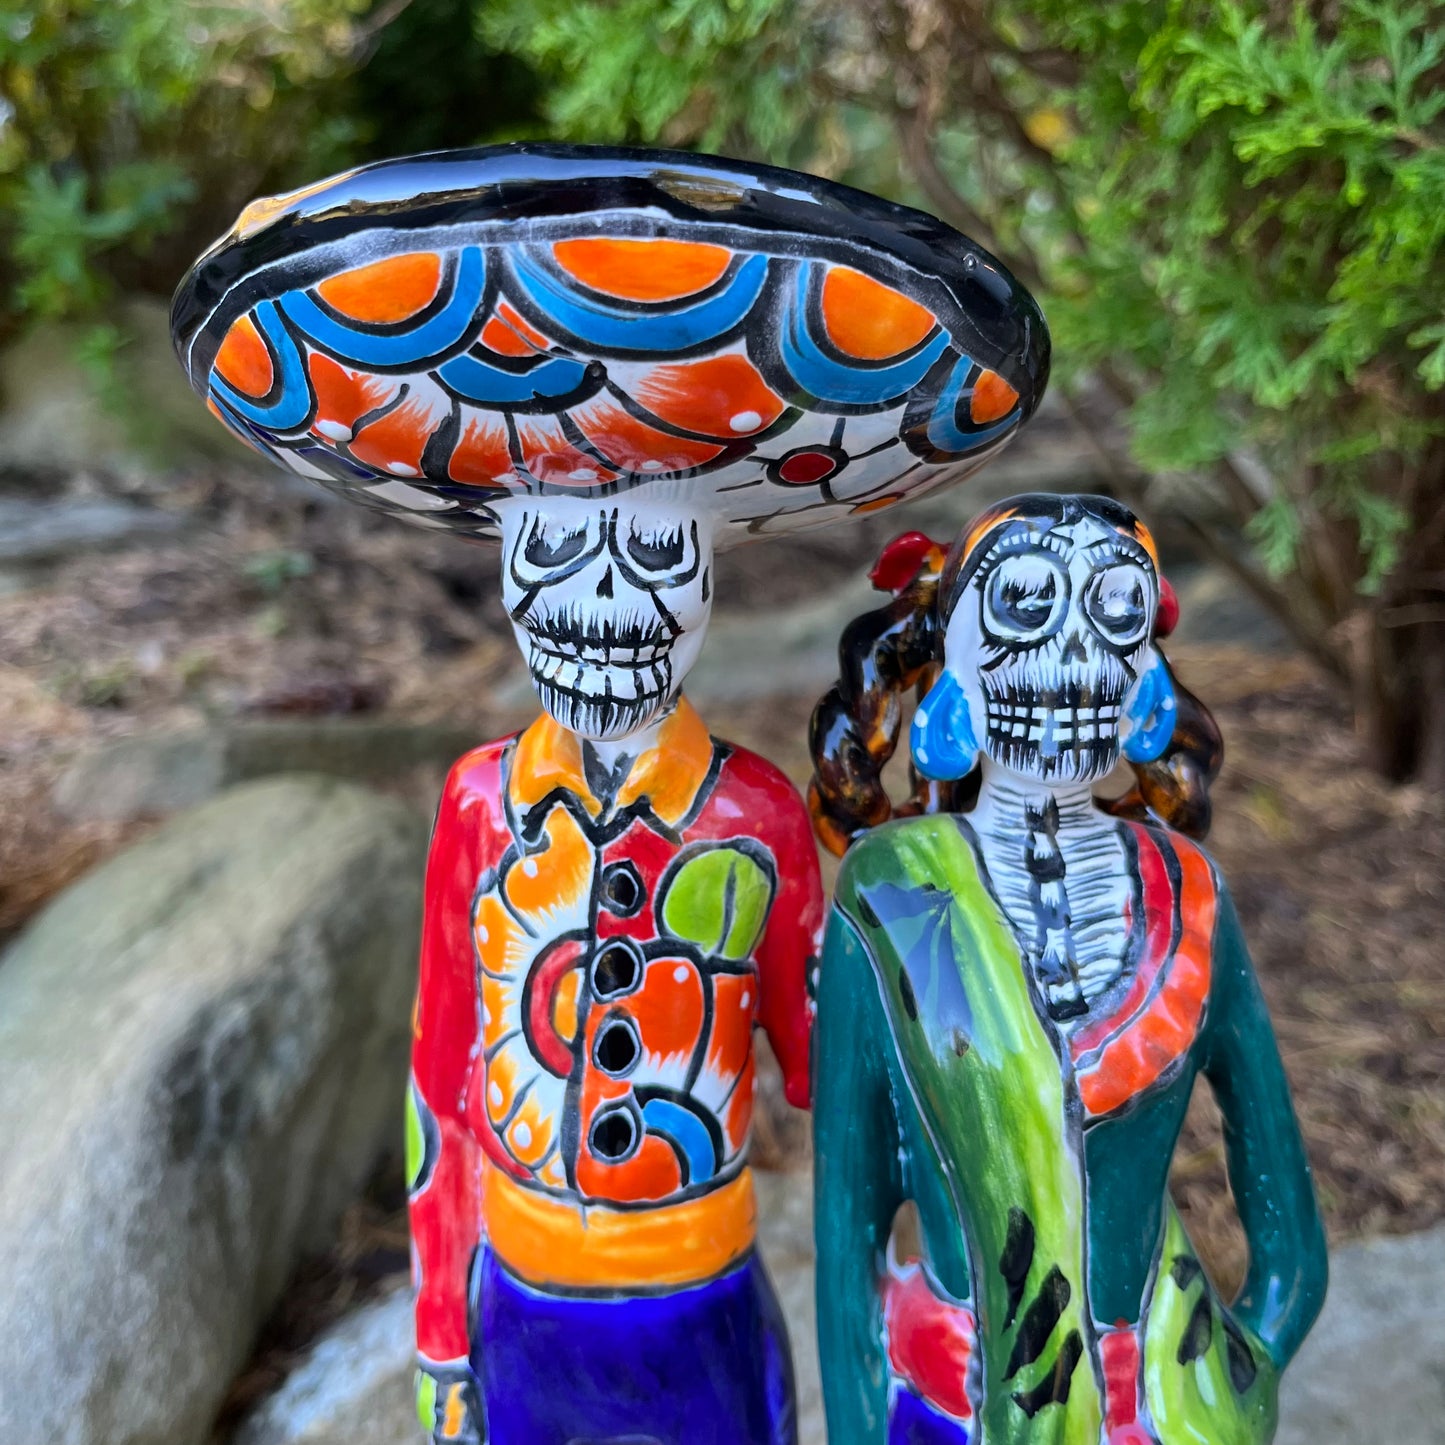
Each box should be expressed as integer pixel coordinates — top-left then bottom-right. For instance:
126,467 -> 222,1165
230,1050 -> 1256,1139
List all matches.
813,905 -> 904,1445
1204,886 -> 1328,1368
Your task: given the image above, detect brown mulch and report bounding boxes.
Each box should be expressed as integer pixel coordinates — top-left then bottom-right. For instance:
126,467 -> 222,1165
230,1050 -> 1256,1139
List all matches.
2,463 -> 1442,1401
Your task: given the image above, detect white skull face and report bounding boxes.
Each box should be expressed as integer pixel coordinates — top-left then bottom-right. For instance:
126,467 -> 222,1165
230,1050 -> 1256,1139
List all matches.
944,514 -> 1157,782
498,496 -> 713,742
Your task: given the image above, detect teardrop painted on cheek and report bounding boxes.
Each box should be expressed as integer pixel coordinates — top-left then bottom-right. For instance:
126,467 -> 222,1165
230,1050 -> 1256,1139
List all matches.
910,670 -> 979,780
1121,651 -> 1178,763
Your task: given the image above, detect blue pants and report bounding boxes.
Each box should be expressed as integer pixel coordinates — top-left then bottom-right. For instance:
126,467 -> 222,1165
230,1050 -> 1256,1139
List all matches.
889,1385 -> 973,1444
472,1247 -> 797,1445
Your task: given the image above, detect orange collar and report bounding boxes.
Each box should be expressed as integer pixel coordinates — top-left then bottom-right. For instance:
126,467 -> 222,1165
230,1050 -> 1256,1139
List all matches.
509,696 -> 717,828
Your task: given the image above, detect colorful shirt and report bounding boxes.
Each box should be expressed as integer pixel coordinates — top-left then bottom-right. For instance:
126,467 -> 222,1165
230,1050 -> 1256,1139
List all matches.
408,699 -> 822,1368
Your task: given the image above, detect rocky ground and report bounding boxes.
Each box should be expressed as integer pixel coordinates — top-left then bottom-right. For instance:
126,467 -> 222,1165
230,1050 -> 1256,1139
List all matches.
1,330 -> 1441,1442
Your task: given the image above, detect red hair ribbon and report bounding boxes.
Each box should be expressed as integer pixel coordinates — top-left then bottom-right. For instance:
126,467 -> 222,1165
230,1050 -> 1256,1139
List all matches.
870,531 -> 945,595
1156,575 -> 1179,639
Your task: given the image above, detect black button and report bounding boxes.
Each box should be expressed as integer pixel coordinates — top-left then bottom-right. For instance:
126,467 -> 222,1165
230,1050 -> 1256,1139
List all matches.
593,1013 -> 641,1076
600,861 -> 644,917
591,938 -> 643,999
588,1102 -> 639,1161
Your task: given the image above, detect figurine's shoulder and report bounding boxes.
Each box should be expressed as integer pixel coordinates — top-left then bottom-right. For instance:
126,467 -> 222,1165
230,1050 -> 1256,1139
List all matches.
836,812 -> 986,897
439,732 -> 518,810
712,738 -> 808,812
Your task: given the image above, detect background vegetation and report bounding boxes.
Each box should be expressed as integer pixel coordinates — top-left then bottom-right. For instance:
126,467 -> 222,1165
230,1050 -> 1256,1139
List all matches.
3,0 -> 1443,781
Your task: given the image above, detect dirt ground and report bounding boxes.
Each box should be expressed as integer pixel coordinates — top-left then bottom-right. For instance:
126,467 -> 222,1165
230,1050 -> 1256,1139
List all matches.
3,462 -> 1442,1410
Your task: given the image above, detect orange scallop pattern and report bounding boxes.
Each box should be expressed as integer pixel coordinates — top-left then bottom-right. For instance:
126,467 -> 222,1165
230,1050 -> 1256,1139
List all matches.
570,399 -> 726,474
552,238 -> 733,303
350,394 -> 444,476
448,415 -> 513,484
970,370 -> 1019,424
214,315 -> 274,398
513,417 -> 619,487
315,252 -> 443,323
479,302 -> 553,357
633,354 -> 784,439
307,352 -> 397,436
820,266 -> 936,360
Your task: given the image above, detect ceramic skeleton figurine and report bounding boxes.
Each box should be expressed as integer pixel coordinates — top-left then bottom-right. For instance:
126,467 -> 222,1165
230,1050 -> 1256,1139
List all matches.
809,494 -> 1327,1445
170,144 -> 1049,1445
407,489 -> 822,1444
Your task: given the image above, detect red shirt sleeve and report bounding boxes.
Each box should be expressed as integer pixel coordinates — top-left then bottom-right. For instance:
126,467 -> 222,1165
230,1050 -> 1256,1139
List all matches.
747,758 -> 825,1110
408,745 -> 504,1365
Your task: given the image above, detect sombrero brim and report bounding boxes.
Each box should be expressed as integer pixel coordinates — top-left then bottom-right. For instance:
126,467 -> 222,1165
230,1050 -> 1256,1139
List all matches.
171,143 -> 1050,548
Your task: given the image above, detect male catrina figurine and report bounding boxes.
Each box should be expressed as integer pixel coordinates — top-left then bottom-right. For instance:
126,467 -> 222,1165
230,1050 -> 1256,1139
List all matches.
170,146 -> 1049,1444
808,496 -> 1327,1445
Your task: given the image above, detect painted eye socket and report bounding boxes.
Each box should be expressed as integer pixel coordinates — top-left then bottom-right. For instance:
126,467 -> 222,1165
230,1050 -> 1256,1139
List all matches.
524,519 -> 589,569
1084,562 -> 1151,646
625,521 -> 691,573
509,511 -> 605,588
983,553 -> 1068,641
611,516 -> 702,587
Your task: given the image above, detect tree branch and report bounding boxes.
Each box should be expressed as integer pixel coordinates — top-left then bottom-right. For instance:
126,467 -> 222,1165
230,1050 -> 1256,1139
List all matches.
1176,515 -> 1341,678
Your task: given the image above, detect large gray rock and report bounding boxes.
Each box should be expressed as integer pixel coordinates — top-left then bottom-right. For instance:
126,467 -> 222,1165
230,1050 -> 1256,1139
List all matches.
0,495 -> 186,564
53,720 -> 484,823
233,1289 -> 417,1445
0,776 -> 428,1445
1276,1225 -> 1445,1445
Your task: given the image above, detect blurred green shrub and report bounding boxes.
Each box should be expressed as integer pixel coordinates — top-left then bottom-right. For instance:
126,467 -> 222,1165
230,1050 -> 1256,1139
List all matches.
0,0 -> 368,339
488,0 -> 1445,783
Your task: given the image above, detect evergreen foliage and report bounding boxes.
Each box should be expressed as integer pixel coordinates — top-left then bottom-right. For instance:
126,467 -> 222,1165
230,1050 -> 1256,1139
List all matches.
489,0 -> 1445,781
0,0 -> 371,336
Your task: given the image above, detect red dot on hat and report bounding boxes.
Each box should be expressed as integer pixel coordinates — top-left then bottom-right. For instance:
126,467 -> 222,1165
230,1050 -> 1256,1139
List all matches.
777,449 -> 839,485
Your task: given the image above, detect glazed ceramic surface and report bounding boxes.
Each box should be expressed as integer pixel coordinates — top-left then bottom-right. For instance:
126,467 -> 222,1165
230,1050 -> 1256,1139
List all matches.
170,144 -> 1048,547
410,695 -> 821,1443
171,146 -> 1052,1445
807,495 -> 1327,1445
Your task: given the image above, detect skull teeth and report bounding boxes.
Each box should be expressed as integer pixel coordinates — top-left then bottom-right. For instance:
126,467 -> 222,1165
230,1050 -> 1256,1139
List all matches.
985,702 -> 1121,744
531,640 -> 670,668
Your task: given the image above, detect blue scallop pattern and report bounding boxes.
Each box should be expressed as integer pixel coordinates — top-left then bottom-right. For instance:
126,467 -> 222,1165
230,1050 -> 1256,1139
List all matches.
438,351 -> 592,406
210,301 -> 311,431
508,250 -> 769,353
924,354 -> 1020,453
778,264 -> 951,407
278,246 -> 487,368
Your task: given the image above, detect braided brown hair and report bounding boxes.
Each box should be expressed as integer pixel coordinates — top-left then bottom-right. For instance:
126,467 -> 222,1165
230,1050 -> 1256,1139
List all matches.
807,508 -> 1223,857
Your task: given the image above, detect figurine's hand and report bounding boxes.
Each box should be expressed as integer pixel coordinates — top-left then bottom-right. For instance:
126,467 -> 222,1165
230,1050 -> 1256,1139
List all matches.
415,1359 -> 484,1444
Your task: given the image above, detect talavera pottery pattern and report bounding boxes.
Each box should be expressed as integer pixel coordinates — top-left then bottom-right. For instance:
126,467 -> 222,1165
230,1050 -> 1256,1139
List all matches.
807,495 -> 1328,1445
171,145 -> 1053,1445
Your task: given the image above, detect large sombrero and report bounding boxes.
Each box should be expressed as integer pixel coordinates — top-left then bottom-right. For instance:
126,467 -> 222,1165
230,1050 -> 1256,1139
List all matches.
171,144 -> 1049,547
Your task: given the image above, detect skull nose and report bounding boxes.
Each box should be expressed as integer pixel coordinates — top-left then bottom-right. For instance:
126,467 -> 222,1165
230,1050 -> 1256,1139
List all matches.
596,565 -> 614,599
1060,630 -> 1088,664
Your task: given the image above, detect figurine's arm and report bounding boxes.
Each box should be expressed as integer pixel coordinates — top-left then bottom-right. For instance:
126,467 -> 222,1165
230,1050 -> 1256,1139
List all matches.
755,780 -> 825,1109
408,766 -> 487,1442
1203,885 -> 1328,1369
814,906 -> 905,1444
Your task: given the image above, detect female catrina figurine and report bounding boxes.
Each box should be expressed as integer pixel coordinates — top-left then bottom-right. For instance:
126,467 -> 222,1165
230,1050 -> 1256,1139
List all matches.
170,146 -> 1050,1444
808,494 -> 1327,1445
